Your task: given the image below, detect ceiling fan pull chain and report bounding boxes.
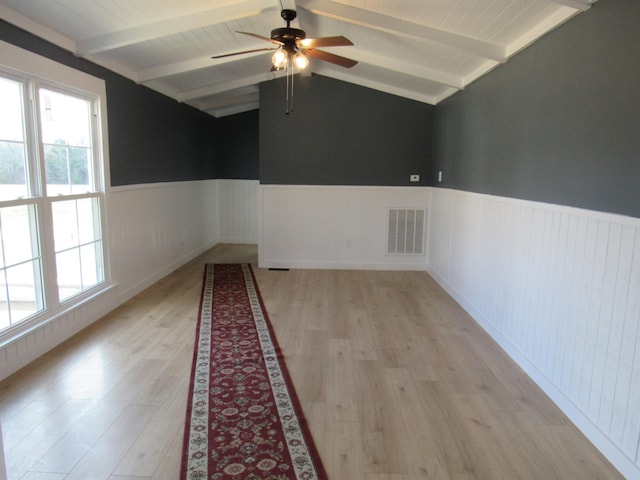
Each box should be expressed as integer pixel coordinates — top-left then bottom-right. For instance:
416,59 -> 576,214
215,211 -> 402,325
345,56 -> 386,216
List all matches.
290,59 -> 295,114
285,59 -> 290,114
285,56 -> 296,115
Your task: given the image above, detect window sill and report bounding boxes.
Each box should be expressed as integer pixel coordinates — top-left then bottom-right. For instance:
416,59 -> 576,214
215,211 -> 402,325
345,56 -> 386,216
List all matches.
0,282 -> 117,349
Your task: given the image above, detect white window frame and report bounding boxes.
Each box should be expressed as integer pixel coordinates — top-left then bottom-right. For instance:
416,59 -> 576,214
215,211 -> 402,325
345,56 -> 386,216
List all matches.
0,40 -> 112,343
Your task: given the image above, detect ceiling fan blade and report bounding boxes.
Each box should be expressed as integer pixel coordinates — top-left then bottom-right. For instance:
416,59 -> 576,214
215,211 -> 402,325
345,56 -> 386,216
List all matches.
305,49 -> 358,68
236,31 -> 283,45
212,47 -> 278,59
298,36 -> 353,48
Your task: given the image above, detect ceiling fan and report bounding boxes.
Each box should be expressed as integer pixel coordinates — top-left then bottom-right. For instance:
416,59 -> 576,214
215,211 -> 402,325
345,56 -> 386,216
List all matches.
212,9 -> 358,71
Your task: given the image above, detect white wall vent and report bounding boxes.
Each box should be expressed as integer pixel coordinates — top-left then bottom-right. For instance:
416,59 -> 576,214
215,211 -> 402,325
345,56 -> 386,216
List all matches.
386,208 -> 426,255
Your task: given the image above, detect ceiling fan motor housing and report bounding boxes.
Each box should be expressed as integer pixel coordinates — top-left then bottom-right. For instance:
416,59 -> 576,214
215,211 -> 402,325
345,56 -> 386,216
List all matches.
271,27 -> 306,45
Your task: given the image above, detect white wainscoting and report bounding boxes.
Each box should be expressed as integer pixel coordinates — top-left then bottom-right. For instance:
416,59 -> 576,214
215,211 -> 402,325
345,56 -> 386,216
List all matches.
259,185 -> 429,270
427,188 -> 640,479
107,180 -> 218,298
215,179 -> 259,244
0,178 -> 261,381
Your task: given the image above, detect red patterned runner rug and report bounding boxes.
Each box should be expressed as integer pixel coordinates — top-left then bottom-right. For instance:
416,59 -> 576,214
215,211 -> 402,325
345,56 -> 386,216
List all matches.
181,263 -> 327,480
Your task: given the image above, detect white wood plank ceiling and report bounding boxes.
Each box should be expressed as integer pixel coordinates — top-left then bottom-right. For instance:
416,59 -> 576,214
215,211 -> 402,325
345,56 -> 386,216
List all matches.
0,0 -> 595,117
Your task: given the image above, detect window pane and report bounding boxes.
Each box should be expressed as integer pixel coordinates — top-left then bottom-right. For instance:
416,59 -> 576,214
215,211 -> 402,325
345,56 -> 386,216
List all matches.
56,248 -> 82,301
0,77 -> 28,201
0,77 -> 25,141
52,200 -> 78,252
69,146 -> 91,195
77,198 -> 100,244
0,260 -> 44,328
52,198 -> 104,302
80,243 -> 102,287
52,198 -> 102,250
6,261 -> 42,323
0,276 -> 9,331
43,143 -> 70,195
1,205 -> 39,266
0,204 -> 44,328
39,89 -> 94,195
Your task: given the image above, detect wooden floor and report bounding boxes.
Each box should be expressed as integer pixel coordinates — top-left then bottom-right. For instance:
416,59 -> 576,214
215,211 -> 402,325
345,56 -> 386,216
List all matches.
0,244 -> 623,480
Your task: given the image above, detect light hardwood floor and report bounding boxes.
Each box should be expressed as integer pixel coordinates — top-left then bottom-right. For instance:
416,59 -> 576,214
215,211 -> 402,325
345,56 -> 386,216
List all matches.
0,244 -> 623,479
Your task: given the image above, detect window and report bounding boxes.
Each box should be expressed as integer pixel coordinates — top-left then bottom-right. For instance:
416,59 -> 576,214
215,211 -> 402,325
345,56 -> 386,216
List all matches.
0,44 -> 109,339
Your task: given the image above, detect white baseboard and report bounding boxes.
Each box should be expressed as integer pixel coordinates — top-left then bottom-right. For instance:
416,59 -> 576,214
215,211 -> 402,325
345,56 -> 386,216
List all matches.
260,259 -> 427,271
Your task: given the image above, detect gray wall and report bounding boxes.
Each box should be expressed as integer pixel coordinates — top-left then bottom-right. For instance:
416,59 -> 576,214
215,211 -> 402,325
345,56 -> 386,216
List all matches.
259,74 -> 434,186
216,110 -> 259,180
434,0 -> 640,218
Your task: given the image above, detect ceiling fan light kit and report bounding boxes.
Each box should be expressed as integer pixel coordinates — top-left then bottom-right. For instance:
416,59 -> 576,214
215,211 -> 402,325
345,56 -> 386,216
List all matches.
272,49 -> 288,69
212,9 -> 357,114
293,52 -> 309,70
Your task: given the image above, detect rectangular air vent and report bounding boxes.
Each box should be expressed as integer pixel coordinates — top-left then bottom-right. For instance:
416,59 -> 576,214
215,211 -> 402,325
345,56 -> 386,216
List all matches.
387,208 -> 426,255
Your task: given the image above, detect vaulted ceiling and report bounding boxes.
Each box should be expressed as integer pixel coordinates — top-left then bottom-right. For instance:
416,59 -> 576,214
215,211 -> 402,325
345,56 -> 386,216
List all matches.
0,0 -> 595,117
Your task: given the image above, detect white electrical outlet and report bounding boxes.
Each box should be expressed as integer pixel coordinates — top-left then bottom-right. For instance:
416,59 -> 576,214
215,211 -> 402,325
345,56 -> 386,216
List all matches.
410,174 -> 420,182
438,171 -> 443,182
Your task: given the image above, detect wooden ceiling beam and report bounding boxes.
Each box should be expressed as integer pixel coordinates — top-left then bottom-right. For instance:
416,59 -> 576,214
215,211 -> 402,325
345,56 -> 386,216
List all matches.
297,0 -> 506,61
206,102 -> 260,118
177,71 -> 285,102
192,90 -> 259,111
547,0 -> 593,11
335,49 -> 464,89
76,0 -> 275,55
135,50 -> 271,83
